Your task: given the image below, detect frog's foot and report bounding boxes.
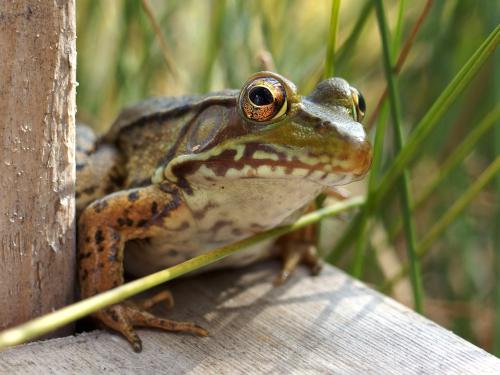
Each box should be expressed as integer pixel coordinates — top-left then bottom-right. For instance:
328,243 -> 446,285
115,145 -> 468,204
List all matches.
274,240 -> 323,286
95,302 -> 208,353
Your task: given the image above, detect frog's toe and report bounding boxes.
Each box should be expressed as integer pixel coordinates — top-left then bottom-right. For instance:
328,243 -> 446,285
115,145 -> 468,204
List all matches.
274,242 -> 323,286
137,290 -> 175,311
95,303 -> 208,353
96,304 -> 144,352
131,308 -> 208,338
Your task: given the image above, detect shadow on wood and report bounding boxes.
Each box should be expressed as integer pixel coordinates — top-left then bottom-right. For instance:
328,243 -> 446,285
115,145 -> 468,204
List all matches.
1,262 -> 499,374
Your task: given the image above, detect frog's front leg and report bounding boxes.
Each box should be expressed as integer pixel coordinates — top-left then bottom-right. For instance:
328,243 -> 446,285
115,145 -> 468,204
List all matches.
78,184 -> 207,352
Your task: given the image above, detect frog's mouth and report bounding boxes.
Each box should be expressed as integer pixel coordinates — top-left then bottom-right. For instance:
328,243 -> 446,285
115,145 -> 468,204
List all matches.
162,142 -> 371,190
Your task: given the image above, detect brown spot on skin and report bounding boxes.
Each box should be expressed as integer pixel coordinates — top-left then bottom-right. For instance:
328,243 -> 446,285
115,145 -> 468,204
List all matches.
167,249 -> 179,257
98,262 -> 104,268
192,201 -> 217,220
250,223 -> 266,230
108,309 -> 119,322
95,230 -> 104,244
128,191 -> 139,201
93,200 -> 108,213
158,182 -> 178,194
85,236 -> 91,243
117,217 -> 133,227
232,228 -> 243,236
98,246 -> 104,253
150,195 -> 182,225
81,269 -> 89,281
210,220 -> 232,234
137,219 -> 148,227
170,221 -> 190,231
151,201 -> 158,215
176,177 -> 193,195
78,252 -> 92,261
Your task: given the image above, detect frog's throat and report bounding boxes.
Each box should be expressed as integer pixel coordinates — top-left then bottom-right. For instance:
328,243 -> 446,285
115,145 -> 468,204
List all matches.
155,141 -> 370,188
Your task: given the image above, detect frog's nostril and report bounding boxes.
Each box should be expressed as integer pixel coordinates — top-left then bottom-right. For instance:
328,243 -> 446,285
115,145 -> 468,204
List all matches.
313,120 -> 333,135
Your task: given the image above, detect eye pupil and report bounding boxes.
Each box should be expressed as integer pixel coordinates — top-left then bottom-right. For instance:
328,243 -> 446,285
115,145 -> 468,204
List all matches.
249,86 -> 274,106
358,93 -> 366,113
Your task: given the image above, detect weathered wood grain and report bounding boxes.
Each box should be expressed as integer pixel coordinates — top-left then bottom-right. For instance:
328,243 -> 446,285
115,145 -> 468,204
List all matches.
1,263 -> 499,374
0,1 -> 76,335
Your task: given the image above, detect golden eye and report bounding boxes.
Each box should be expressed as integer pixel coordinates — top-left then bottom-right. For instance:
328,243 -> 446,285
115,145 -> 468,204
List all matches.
351,87 -> 366,122
240,77 -> 287,122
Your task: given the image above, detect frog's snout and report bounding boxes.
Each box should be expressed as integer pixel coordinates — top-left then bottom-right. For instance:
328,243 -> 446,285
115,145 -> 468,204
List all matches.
317,117 -> 372,182
332,119 -> 372,179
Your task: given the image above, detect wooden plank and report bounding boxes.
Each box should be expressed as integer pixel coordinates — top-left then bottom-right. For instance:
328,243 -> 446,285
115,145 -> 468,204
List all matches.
0,1 -> 76,336
1,262 -> 499,374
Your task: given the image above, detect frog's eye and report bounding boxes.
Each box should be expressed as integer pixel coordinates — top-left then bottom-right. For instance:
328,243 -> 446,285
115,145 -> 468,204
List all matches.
351,87 -> 366,122
240,77 -> 287,122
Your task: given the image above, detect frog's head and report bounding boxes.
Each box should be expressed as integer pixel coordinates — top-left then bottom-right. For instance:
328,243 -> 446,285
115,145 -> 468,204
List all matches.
162,71 -> 372,193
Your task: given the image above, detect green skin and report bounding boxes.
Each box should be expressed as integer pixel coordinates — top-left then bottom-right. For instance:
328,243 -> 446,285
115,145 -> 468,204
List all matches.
76,71 -> 372,352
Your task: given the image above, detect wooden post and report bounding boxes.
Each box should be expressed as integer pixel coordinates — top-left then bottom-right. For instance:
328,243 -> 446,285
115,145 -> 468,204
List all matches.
0,1 -> 76,336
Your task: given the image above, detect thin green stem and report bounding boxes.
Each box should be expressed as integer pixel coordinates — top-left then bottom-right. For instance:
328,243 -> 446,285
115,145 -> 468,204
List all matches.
391,0 -> 406,61
374,0 -> 423,313
0,196 -> 365,350
335,1 -> 373,67
351,0 -> 405,277
351,100 -> 390,277
373,25 -> 500,210
327,24 -> 499,265
367,0 -> 433,130
388,106 -> 500,240
324,0 -> 341,78
140,0 -> 178,80
381,156 -> 500,292
200,0 -> 226,92
493,4 -> 500,356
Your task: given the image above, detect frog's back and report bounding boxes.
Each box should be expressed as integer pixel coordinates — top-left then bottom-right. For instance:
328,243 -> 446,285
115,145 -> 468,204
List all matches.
104,95 -> 202,143
106,91 -> 237,188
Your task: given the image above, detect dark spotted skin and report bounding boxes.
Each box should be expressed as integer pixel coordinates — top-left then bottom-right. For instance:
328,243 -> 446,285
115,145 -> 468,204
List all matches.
78,183 -> 208,352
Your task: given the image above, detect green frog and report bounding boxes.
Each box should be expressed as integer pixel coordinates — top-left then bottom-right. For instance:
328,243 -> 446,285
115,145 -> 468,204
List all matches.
76,71 -> 372,352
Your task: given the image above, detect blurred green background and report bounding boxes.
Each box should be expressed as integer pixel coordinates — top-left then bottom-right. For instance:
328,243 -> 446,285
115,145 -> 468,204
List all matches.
76,0 -> 499,354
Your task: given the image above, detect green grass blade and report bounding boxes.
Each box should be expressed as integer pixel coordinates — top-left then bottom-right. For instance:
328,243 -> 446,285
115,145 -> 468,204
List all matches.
366,0 -> 433,130
388,106 -> 500,241
493,12 -> 500,357
200,0 -> 227,92
324,0 -> 341,78
351,0 -> 406,278
140,0 -> 178,80
373,25 -> 500,209
0,197 -> 364,350
382,156 -> 500,292
335,1 -> 373,67
374,0 -> 423,313
391,0 -> 406,60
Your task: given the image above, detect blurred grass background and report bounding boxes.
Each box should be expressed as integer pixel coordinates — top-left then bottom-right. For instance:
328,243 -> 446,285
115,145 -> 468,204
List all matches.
76,0 -> 499,354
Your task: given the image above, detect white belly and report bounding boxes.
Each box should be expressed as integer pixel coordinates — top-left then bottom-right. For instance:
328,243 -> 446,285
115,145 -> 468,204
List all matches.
124,178 -> 323,277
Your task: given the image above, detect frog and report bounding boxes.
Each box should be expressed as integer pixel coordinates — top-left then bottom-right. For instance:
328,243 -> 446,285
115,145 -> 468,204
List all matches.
76,71 -> 372,352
